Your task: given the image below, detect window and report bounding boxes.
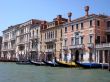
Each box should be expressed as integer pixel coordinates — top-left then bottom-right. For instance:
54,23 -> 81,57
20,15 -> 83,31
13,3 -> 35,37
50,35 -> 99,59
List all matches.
81,23 -> 83,29
51,32 -> 52,38
75,37 -> 79,45
55,30 -> 57,38
45,33 -> 46,39
65,27 -> 67,33
61,29 -> 62,37
71,38 -> 74,45
96,36 -> 100,43
49,32 -> 50,39
36,29 -> 38,35
81,37 -> 83,44
90,20 -> 92,27
64,39 -> 67,46
72,25 -> 74,31
90,35 -> 93,43
76,24 -> 78,30
97,20 -> 100,26
107,21 -> 110,27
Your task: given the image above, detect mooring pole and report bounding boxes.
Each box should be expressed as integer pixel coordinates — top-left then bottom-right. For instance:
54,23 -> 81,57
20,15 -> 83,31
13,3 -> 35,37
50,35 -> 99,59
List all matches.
108,50 -> 110,71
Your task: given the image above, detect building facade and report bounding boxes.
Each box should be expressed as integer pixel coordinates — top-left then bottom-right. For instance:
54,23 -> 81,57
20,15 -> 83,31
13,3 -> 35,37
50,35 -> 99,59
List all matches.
1,25 -> 18,61
40,15 -> 67,61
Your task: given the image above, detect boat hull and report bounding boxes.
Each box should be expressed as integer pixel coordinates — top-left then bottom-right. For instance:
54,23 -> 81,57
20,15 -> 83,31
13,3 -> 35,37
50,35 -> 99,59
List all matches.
75,61 -> 106,68
43,60 -> 59,67
55,59 -> 77,67
29,60 -> 45,66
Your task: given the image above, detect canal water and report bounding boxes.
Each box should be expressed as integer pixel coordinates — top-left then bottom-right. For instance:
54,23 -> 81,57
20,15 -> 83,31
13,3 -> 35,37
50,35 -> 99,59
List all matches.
0,62 -> 110,82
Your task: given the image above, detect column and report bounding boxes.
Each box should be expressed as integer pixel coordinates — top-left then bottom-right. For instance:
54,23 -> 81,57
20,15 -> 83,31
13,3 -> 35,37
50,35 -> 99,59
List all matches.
103,50 -> 105,64
97,50 -> 99,63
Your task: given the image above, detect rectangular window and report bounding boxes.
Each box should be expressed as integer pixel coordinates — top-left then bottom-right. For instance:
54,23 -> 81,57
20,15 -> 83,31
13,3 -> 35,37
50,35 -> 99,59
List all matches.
64,39 -> 67,46
65,27 -> 67,33
75,37 -> 79,45
81,23 -> 83,29
90,20 -> 92,27
45,33 -> 46,39
71,38 -> 74,45
61,29 -> 62,37
72,25 -> 74,31
97,20 -> 100,26
76,24 -> 78,30
81,37 -> 83,44
107,21 -> 110,27
90,35 -> 93,43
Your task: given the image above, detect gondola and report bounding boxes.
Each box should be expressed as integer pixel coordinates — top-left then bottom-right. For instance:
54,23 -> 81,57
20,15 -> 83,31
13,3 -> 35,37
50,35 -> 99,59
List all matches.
29,60 -> 45,66
43,60 -> 59,67
55,59 -> 77,67
75,61 -> 102,68
16,60 -> 32,65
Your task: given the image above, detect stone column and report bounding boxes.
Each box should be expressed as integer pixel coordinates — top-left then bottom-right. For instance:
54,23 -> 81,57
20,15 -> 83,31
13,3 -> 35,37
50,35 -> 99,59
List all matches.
97,50 -> 99,63
102,50 -> 105,69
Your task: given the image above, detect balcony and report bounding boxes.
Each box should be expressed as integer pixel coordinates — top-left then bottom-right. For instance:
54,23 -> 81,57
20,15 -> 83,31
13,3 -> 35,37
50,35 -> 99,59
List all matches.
87,43 -> 94,48
45,49 -> 55,52
105,27 -> 110,33
30,48 -> 37,52
30,35 -> 38,40
69,44 -> 84,49
96,43 -> 110,48
45,38 -> 56,43
62,46 -> 68,50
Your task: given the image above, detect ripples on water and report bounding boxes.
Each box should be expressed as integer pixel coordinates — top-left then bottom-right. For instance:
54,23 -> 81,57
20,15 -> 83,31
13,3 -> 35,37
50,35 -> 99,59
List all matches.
0,62 -> 110,82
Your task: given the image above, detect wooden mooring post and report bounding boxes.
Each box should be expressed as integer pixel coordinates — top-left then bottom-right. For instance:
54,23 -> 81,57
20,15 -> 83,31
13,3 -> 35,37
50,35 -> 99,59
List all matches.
108,50 -> 110,71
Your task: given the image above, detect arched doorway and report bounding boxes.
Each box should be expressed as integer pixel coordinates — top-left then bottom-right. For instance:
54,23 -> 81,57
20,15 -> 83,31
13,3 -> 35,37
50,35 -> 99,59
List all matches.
75,50 -> 79,61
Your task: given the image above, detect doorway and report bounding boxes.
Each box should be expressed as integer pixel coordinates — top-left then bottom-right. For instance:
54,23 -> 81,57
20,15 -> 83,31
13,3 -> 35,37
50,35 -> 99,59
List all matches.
75,50 -> 79,61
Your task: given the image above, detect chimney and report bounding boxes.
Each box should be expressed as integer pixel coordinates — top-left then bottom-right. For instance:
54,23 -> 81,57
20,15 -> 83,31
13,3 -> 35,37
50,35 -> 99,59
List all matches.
68,12 -> 72,22
57,15 -> 62,25
85,6 -> 89,16
57,15 -> 62,20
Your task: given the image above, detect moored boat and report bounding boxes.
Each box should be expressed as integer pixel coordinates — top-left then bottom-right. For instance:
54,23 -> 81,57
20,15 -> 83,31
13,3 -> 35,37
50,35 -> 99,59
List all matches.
43,60 -> 59,67
29,60 -> 45,66
75,61 -> 102,68
16,60 -> 31,65
55,59 -> 77,67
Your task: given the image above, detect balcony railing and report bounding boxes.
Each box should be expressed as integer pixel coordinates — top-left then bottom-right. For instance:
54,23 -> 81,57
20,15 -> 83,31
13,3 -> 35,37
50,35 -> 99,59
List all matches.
105,27 -> 110,33
45,38 -> 56,43
30,48 -> 37,52
30,35 -> 38,40
87,43 -> 94,48
69,44 -> 84,49
62,46 -> 68,50
96,43 -> 110,48
45,49 -> 55,52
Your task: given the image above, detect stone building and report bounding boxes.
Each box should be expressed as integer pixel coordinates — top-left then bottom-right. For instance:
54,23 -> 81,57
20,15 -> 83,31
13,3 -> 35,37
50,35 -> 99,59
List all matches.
16,19 -> 42,61
40,15 -> 67,61
61,6 -> 110,63
1,25 -> 18,61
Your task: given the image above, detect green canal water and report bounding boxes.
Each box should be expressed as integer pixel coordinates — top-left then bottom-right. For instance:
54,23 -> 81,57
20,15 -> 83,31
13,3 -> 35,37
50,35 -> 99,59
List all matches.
0,62 -> 110,82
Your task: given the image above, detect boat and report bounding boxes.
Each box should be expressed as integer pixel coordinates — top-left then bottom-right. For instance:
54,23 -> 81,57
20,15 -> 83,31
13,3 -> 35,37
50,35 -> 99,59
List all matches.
43,60 -> 59,67
16,60 -> 31,65
75,61 -> 102,68
29,60 -> 45,66
55,59 -> 77,67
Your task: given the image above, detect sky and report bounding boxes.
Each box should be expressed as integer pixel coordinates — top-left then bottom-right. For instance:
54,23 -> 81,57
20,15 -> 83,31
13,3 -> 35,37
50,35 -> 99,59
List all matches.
0,0 -> 110,35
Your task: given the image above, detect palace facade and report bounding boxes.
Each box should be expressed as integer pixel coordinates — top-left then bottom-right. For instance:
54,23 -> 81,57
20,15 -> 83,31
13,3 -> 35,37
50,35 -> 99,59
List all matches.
1,6 -> 110,64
